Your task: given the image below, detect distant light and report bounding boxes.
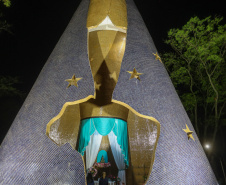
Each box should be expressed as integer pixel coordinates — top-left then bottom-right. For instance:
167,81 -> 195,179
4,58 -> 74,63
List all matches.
205,144 -> 210,149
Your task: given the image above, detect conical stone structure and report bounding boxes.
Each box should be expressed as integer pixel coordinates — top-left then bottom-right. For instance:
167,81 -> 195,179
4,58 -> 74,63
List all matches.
0,0 -> 217,184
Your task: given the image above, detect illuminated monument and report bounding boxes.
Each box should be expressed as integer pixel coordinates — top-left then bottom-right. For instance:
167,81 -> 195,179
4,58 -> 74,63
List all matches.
0,0 -> 217,184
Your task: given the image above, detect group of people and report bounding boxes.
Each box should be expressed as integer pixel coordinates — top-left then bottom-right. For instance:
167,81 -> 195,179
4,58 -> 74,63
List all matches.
87,172 -> 108,185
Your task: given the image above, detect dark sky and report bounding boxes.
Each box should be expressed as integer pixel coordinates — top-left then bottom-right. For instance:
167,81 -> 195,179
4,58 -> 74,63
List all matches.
1,0 -> 225,90
0,0 -> 226,144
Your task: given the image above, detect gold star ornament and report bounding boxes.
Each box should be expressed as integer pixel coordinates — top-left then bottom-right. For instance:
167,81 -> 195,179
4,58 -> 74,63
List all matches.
94,81 -> 101,90
182,124 -> 195,141
109,71 -> 118,82
127,67 -> 143,81
65,74 -> 82,88
153,52 -> 162,63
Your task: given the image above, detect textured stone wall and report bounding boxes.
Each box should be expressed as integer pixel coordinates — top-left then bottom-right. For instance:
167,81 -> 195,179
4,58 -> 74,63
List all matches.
0,0 -> 217,184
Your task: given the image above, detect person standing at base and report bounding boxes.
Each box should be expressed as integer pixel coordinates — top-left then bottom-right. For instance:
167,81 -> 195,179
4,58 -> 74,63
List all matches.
86,173 -> 94,185
99,172 -> 108,185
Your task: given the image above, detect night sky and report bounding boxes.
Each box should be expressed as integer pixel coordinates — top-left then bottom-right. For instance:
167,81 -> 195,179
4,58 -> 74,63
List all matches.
0,0 -> 225,180
1,0 -> 225,92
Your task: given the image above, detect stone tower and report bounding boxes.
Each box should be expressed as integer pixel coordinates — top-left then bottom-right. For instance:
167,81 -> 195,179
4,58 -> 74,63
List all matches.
0,0 -> 217,184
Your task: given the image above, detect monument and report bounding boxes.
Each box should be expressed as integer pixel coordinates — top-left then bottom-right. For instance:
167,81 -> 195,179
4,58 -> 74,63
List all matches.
0,0 -> 217,184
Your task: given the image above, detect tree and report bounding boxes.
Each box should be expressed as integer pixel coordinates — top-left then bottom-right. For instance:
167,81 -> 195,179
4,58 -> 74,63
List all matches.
0,0 -> 11,33
0,76 -> 24,98
0,0 -> 23,98
0,0 -> 11,7
162,16 -> 226,147
0,12 -> 11,33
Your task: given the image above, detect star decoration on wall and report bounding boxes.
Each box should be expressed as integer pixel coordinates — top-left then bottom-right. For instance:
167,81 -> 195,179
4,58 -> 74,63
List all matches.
127,68 -> 143,81
153,52 -> 162,63
65,74 -> 82,88
182,124 -> 195,141
109,71 -> 117,82
94,81 -> 101,90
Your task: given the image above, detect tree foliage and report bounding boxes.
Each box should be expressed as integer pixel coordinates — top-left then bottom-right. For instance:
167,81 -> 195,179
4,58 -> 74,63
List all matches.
0,0 -> 11,7
0,76 -> 24,98
0,0 -> 22,99
0,12 -> 11,33
162,16 -> 226,146
0,0 -> 11,33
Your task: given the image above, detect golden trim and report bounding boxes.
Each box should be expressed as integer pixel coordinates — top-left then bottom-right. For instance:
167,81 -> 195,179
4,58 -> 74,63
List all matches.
46,95 -> 160,133
126,107 -> 160,184
87,0 -> 127,29
112,99 -> 159,123
46,95 -> 93,137
46,95 -> 160,184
